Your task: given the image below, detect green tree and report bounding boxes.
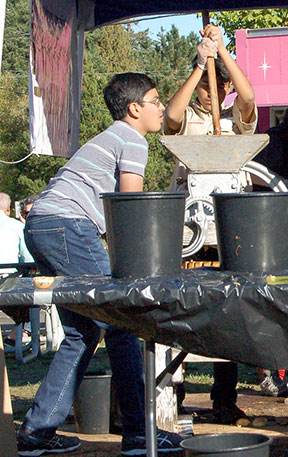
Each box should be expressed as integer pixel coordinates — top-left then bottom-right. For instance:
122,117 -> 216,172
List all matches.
3,0 -> 30,90
144,133 -> 174,191
211,9 -> 288,52
0,73 -> 66,201
157,27 -> 199,103
132,25 -> 199,103
156,25 -> 198,75
0,72 -> 30,199
1,2 -> 200,196
80,24 -> 138,144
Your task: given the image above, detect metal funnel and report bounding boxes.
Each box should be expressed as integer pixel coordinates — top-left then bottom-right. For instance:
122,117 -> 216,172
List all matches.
159,134 -> 269,173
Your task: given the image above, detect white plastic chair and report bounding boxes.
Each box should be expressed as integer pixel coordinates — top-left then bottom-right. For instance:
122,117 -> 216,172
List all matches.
5,304 -> 64,363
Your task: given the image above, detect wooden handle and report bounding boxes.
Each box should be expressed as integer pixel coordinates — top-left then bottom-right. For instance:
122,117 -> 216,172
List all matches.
207,59 -> 221,135
202,12 -> 221,135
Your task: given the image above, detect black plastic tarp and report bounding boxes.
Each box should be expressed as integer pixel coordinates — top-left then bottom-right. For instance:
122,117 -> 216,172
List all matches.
1,269 -> 288,370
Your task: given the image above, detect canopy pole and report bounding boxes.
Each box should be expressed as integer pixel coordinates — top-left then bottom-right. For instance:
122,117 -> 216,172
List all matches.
202,11 -> 221,135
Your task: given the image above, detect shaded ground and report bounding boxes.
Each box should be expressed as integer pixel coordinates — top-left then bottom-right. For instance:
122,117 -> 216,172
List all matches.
53,389 -> 288,456
9,377 -> 288,456
4,335 -> 288,457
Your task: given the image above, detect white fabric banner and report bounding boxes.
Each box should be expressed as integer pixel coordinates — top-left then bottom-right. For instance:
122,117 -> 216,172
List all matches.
29,0 -> 82,157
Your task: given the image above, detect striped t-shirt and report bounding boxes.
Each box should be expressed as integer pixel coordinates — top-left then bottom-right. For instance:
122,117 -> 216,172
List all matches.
29,120 -> 148,234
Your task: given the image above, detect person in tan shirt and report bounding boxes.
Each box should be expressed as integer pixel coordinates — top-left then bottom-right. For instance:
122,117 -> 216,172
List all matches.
165,24 -> 258,191
164,24 -> 258,425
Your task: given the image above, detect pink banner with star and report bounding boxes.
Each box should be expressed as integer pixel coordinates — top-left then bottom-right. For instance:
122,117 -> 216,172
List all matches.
236,28 -> 288,107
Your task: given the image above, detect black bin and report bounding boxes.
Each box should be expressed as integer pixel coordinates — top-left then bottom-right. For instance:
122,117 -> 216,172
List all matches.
212,192 -> 288,272
101,191 -> 185,278
74,371 -> 112,434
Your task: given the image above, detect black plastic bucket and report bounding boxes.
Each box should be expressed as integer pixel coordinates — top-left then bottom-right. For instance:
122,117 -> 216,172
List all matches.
212,192 -> 288,272
181,433 -> 272,457
74,371 -> 112,434
101,191 -> 185,278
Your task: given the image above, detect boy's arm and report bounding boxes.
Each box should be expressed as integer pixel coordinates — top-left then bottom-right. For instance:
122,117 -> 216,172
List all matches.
164,67 -> 203,134
120,171 -> 143,192
164,38 -> 218,133
204,25 -> 255,124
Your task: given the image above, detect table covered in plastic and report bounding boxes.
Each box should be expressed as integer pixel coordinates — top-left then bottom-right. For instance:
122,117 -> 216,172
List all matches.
1,269 -> 288,370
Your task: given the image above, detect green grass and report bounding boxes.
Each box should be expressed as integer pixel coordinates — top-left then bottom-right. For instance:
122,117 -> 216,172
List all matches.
6,344 -> 260,426
6,346 -> 110,386
6,347 -> 260,396
184,362 -> 259,393
6,346 -> 112,426
6,346 -> 260,389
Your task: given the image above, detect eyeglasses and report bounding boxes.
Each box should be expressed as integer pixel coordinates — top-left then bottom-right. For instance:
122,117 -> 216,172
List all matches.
141,97 -> 161,107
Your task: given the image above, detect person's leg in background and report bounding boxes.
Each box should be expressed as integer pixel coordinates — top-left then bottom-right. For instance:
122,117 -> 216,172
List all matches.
211,362 -> 247,424
258,368 -> 288,397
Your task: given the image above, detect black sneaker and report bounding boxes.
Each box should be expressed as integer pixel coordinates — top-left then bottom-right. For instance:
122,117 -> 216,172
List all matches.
212,399 -> 247,425
121,429 -> 184,455
17,430 -> 81,456
4,337 -> 16,347
260,372 -> 288,397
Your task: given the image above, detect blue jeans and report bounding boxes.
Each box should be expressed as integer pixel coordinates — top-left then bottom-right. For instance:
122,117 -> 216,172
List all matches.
23,215 -> 145,438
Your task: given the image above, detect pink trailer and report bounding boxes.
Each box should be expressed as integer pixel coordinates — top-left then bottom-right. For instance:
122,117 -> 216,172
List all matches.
236,27 -> 288,132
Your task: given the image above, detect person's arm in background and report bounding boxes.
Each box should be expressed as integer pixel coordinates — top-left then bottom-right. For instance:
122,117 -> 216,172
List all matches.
203,24 -> 255,124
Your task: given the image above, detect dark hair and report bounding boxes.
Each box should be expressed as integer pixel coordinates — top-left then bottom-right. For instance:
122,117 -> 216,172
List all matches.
192,55 -> 231,83
283,108 -> 288,125
104,72 -> 157,120
20,194 -> 39,216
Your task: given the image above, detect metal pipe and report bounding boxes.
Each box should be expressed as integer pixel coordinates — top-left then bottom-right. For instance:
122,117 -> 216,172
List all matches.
144,340 -> 157,457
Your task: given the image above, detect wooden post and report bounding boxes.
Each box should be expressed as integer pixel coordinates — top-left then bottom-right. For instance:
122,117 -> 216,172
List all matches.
0,325 -> 18,457
155,344 -> 178,432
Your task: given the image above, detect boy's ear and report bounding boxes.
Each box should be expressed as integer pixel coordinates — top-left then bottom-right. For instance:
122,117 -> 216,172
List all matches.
225,81 -> 234,95
127,101 -> 141,119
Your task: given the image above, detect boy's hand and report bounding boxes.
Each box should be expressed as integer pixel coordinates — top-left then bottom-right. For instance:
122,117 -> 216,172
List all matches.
197,37 -> 218,70
200,24 -> 225,49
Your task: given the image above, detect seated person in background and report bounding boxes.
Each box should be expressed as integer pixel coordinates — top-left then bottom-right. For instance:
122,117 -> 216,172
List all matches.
4,193 -> 39,347
253,108 -> 288,190
0,192 -> 34,277
164,24 -> 257,425
0,192 -> 34,345
19,194 -> 39,224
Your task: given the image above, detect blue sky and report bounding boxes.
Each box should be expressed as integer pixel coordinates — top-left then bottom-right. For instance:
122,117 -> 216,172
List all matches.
131,13 -> 203,38
130,13 -> 229,45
